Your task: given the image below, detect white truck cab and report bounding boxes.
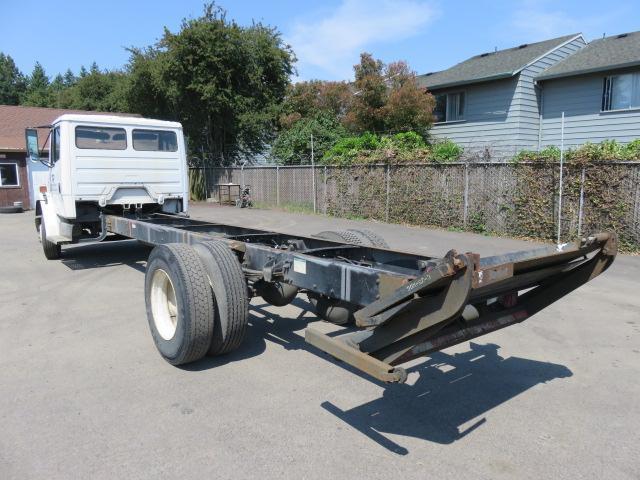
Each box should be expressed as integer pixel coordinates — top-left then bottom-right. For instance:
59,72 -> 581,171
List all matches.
25,114 -> 189,258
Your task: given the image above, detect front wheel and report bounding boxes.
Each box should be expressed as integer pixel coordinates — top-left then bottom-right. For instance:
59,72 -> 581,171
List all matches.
40,221 -> 61,260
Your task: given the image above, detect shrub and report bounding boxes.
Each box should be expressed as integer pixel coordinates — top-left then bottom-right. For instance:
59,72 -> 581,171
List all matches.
380,131 -> 426,151
431,139 -> 463,163
322,132 -> 380,164
512,145 -> 560,163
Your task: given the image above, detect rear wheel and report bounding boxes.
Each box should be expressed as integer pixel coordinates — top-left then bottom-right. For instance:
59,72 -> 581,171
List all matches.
193,241 -> 249,356
40,221 -> 61,260
145,243 -> 215,365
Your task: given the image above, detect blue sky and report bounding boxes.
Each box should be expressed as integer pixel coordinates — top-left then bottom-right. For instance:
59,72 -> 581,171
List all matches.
2,0 -> 639,81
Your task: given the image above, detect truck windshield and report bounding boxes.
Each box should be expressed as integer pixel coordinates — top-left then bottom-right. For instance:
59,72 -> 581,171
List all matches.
76,126 -> 127,150
132,129 -> 178,152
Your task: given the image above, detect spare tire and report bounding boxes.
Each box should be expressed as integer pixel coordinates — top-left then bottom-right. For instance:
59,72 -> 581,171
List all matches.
0,206 -> 23,214
314,229 -> 389,248
346,229 -> 390,248
314,229 -> 365,245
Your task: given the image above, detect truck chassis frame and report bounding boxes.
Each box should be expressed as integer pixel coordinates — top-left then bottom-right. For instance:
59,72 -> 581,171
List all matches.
103,212 -> 617,383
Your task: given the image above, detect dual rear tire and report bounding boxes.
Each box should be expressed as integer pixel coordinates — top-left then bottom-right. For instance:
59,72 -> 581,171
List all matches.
144,241 -> 248,365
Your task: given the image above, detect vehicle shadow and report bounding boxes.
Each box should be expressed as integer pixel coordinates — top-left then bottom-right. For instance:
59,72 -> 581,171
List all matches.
321,342 -> 572,454
60,240 -> 151,273
187,298 -> 572,455
182,297 -> 317,370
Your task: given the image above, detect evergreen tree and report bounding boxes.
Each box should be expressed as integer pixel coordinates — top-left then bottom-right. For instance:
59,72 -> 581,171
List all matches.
0,53 -> 26,105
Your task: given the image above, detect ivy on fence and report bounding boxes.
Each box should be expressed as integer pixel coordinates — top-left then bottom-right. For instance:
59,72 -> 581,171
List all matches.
192,160 -> 640,252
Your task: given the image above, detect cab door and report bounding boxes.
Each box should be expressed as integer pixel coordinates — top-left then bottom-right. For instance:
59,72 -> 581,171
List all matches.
48,125 -> 65,214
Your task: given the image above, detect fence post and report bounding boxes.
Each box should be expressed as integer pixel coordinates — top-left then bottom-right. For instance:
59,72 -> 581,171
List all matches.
634,168 -> 640,233
463,163 -> 469,228
577,166 -> 586,237
557,111 -> 565,244
385,164 -> 391,222
276,165 -> 280,207
323,166 -> 327,215
311,134 -> 317,213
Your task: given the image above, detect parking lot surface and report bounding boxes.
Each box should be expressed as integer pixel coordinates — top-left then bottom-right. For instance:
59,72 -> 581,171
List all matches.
1,204 -> 639,479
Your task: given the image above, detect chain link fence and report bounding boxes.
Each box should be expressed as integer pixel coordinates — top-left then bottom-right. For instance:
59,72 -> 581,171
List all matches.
191,162 -> 640,250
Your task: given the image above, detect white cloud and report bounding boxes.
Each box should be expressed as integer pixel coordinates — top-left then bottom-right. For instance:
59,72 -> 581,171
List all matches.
287,0 -> 436,80
509,0 -> 627,42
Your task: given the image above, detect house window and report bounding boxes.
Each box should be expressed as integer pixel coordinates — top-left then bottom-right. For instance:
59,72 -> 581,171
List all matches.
132,129 -> 178,152
75,126 -> 127,150
0,163 -> 19,187
433,92 -> 465,122
602,72 -> 640,111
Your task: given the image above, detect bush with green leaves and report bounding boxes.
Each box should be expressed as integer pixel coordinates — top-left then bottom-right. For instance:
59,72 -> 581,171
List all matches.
322,132 -> 380,164
270,113 -> 347,165
431,139 -> 463,163
321,131 -> 462,165
513,139 -> 640,163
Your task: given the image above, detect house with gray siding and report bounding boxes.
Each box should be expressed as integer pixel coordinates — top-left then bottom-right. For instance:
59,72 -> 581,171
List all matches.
417,31 -> 640,158
536,32 -> 640,148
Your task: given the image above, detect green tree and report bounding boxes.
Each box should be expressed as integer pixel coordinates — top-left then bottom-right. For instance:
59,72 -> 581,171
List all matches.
58,69 -> 129,112
278,80 -> 352,128
345,54 -> 433,134
271,112 -> 347,164
22,62 -> 53,107
345,53 -> 387,133
63,68 -> 77,87
127,3 -> 295,164
0,53 -> 26,105
381,61 -> 434,133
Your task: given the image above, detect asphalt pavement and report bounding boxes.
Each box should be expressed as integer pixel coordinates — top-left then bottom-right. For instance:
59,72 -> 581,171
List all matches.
1,204 -> 638,479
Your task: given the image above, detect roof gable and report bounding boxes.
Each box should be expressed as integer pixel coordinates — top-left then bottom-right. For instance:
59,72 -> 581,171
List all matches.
417,34 -> 581,90
536,31 -> 640,81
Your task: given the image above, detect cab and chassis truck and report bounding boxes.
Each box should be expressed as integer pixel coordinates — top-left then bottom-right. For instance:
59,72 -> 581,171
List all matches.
25,114 -> 617,383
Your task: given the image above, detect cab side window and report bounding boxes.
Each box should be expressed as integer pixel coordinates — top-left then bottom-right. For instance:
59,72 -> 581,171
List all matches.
52,127 -> 61,163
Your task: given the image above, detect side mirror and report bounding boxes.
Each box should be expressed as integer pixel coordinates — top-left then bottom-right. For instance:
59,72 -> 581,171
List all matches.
25,128 -> 40,163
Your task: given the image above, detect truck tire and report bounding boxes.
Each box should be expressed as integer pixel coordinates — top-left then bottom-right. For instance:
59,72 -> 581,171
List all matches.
0,206 -> 22,214
314,229 -> 364,245
40,221 -> 61,260
193,241 -> 249,356
145,243 -> 215,365
346,229 -> 390,248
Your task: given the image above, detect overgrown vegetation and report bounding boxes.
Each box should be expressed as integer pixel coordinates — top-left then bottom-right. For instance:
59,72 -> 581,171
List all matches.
270,53 -> 436,165
508,139 -> 640,250
320,133 -> 462,165
513,140 -> 640,163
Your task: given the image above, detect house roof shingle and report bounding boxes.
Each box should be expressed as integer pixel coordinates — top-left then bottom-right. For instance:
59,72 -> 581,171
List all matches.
536,31 -> 640,81
417,33 -> 581,91
0,105 -> 140,152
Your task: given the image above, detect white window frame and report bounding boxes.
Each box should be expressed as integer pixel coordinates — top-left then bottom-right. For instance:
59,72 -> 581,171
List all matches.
602,72 -> 640,112
0,162 -> 20,188
434,91 -> 466,124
